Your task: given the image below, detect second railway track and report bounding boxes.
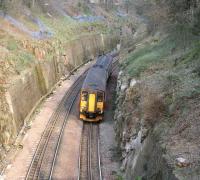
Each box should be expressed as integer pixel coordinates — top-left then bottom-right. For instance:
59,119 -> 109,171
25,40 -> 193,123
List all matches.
26,56 -> 119,180
25,71 -> 87,180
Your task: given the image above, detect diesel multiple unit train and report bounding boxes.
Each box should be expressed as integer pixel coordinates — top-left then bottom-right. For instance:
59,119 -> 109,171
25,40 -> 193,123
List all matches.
79,53 -> 115,122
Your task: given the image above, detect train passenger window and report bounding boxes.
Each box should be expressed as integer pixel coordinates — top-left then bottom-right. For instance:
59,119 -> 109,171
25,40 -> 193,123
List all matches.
97,92 -> 103,102
81,91 -> 88,101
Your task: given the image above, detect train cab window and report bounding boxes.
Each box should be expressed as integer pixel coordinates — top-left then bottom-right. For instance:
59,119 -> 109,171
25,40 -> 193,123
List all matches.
97,92 -> 104,102
81,91 -> 88,101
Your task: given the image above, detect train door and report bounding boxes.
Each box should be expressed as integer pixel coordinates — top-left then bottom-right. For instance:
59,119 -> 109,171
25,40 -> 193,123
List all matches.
88,93 -> 96,112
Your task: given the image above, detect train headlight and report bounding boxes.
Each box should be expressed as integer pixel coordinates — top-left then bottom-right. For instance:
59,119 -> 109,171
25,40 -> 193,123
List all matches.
81,106 -> 87,112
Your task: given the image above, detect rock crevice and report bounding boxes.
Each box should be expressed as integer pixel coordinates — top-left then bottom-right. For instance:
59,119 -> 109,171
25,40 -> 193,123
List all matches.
114,71 -> 178,180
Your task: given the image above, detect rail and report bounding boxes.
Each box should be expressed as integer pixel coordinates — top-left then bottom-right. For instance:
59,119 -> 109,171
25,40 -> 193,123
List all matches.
25,70 -> 88,180
78,123 -> 102,180
78,58 -> 119,180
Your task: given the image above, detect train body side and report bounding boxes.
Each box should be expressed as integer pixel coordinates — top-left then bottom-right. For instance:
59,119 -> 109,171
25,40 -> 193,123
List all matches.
79,54 -> 113,122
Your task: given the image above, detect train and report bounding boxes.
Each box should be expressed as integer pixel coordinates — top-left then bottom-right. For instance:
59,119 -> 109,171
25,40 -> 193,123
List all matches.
79,53 -> 115,122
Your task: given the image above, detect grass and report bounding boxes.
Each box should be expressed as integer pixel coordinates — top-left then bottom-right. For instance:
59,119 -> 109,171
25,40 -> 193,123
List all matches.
6,40 -> 19,51
6,49 -> 36,73
115,174 -> 124,180
0,12 -> 111,78
39,15 -> 77,42
77,2 -> 92,15
39,15 -> 108,43
1,32 -> 37,72
19,16 -> 40,31
122,26 -> 200,128
123,25 -> 200,77
18,51 -> 35,64
0,4 -> 116,78
179,41 -> 200,64
136,177 -> 142,180
123,37 -> 172,77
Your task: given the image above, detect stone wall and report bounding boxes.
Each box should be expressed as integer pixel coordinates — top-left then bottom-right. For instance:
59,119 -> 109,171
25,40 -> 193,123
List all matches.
1,33 -> 118,150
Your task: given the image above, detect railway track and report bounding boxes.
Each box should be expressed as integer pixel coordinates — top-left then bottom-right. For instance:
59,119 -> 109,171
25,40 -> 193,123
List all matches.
78,123 -> 102,180
25,70 -> 87,180
26,56 -> 119,180
78,59 -> 119,180
111,57 -> 119,73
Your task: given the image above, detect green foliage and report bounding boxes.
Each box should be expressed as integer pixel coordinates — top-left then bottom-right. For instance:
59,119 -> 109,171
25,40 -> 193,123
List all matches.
123,26 -> 200,122
39,15 -> 76,42
123,19 -> 200,77
177,72 -> 200,99
39,14 -> 108,43
136,176 -> 142,180
166,74 -> 180,86
18,51 -> 34,64
123,37 -> 172,77
22,0 -> 33,8
115,174 -> 124,180
7,40 -> 19,51
158,0 -> 200,32
77,2 -> 92,15
192,9 -> 200,35
180,41 -> 200,64
0,0 -> 6,10
11,51 -> 35,72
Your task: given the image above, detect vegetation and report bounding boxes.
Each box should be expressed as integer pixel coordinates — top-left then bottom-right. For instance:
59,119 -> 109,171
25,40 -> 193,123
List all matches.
123,33 -> 173,77
118,0 -> 199,139
77,1 -> 92,15
118,2 -> 200,178
135,177 -> 142,180
0,0 -> 112,76
124,31 -> 200,98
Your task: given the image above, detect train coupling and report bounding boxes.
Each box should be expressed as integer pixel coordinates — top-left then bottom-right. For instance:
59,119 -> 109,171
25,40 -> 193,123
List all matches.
80,114 -> 102,122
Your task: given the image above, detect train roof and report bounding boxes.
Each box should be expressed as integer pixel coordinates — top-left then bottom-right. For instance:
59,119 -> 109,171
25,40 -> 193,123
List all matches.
81,55 -> 113,91
95,54 -> 113,70
82,67 -> 107,91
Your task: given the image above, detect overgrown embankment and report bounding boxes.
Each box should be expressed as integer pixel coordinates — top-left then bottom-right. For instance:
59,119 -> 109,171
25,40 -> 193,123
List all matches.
114,1 -> 200,179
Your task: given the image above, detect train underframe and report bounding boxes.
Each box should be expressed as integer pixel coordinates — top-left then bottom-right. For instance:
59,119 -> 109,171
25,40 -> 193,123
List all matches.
80,112 -> 103,122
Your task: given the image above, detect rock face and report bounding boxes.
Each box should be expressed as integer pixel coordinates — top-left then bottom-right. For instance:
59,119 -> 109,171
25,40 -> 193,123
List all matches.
0,33 -> 118,154
115,64 -> 200,180
114,71 -> 178,180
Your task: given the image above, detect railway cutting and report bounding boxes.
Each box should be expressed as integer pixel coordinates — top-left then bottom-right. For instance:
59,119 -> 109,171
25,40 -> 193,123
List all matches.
25,54 -> 119,180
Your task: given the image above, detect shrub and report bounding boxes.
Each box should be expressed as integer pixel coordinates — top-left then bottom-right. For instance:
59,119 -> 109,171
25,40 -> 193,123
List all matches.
0,0 -> 6,11
142,91 -> 166,126
7,40 -> 18,51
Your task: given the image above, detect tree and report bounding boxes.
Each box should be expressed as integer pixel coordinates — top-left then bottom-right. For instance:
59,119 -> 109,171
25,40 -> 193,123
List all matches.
0,0 -> 7,11
23,0 -> 37,8
124,0 -> 129,13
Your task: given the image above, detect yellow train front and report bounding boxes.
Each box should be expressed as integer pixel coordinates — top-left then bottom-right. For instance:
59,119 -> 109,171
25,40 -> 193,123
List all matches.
79,54 -> 113,122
